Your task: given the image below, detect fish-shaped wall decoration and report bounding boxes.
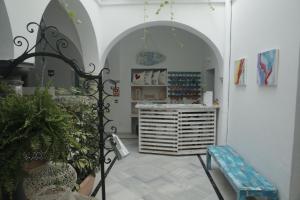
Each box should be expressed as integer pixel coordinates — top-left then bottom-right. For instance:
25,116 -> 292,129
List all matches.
136,51 -> 166,66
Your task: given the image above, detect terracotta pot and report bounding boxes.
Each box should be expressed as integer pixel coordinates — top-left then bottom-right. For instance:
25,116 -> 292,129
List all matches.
23,160 -> 47,172
78,174 -> 95,196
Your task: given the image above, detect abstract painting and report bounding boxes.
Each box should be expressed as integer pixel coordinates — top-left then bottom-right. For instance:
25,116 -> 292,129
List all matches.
257,49 -> 279,86
234,58 -> 246,86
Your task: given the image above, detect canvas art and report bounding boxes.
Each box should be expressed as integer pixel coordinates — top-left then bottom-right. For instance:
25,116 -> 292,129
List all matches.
257,49 -> 279,86
234,58 -> 246,86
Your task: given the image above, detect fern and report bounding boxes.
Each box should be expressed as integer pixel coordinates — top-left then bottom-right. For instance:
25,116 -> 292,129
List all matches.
0,88 -> 78,195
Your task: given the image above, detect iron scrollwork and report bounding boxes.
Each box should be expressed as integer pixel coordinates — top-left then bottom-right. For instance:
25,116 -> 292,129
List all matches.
1,20 -> 118,200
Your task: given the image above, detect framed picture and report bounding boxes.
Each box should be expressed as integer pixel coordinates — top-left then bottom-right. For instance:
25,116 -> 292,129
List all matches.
257,49 -> 279,86
234,58 -> 246,86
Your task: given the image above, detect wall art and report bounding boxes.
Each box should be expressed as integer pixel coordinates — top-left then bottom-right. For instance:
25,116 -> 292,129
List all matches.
257,49 -> 279,86
234,58 -> 246,86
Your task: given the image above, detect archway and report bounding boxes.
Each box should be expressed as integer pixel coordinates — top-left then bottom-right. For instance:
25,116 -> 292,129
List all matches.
26,0 -> 84,88
103,22 -> 224,139
56,0 -> 100,71
101,21 -> 223,68
28,0 -> 100,88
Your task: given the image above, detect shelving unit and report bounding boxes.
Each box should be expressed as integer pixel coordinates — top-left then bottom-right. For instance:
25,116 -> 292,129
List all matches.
130,68 -> 168,134
168,71 -> 202,101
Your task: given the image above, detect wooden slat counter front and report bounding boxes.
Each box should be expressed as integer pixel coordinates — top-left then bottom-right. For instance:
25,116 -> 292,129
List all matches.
135,104 -> 218,155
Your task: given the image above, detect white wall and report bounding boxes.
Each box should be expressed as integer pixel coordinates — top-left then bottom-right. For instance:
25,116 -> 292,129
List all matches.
0,0 -> 13,59
27,0 -> 84,88
3,0 -> 227,140
227,0 -> 300,199
60,0 -> 100,70
3,0 -> 225,73
290,47 -> 300,200
43,0 -> 82,53
106,26 -> 220,134
4,0 -> 50,60
3,0 -> 99,70
97,3 -> 225,66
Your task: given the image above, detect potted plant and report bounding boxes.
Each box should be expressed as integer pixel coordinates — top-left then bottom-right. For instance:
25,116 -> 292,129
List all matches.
56,88 -> 100,196
0,81 -> 14,98
0,88 -> 78,198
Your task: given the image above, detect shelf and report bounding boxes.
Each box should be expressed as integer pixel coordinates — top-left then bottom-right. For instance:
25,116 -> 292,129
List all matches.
130,114 -> 138,118
169,95 -> 200,97
168,85 -> 200,87
168,71 -> 202,100
131,100 -> 168,103
131,84 -> 167,87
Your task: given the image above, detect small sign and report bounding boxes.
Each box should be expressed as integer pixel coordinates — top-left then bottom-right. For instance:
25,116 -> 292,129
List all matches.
113,86 -> 119,96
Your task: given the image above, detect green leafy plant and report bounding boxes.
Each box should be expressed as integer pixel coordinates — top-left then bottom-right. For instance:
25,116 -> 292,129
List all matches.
0,81 -> 14,97
0,88 -> 78,194
55,88 -> 100,184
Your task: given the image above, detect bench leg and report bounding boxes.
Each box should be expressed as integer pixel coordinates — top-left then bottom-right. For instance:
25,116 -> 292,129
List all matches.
270,196 -> 279,200
206,152 -> 212,170
237,192 -> 247,200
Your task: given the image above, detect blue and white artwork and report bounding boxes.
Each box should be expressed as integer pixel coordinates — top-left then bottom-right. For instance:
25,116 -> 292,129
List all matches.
136,51 -> 166,66
257,49 -> 279,86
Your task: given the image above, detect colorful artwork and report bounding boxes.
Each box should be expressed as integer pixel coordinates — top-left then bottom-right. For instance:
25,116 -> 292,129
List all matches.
234,58 -> 246,86
257,49 -> 279,86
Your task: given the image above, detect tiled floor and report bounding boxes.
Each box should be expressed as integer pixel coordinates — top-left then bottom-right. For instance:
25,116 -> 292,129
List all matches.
94,139 -> 236,200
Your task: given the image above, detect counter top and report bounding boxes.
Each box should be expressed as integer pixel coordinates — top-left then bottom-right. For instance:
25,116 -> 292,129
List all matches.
135,103 -> 219,109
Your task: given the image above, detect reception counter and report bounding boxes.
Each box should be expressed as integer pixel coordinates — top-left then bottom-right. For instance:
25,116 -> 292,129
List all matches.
136,104 -> 218,155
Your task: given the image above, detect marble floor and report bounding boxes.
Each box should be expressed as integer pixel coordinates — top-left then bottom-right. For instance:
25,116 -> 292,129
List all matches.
94,139 -> 238,200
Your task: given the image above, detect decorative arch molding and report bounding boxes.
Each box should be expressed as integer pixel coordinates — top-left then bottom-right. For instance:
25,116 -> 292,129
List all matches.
40,0 -> 100,72
101,20 -> 223,69
53,0 -> 100,72
3,0 -> 99,71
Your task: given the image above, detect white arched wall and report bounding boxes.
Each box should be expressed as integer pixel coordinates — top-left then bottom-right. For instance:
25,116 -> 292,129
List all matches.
3,0 -> 228,143
4,0 -> 99,70
59,0 -> 100,70
96,4 -> 228,143
101,21 -> 223,69
104,22 -> 225,141
97,2 -> 226,67
4,0 -> 225,71
42,0 -> 83,55
4,0 -> 50,60
29,0 -> 85,88
102,21 -> 224,104
0,0 -> 13,59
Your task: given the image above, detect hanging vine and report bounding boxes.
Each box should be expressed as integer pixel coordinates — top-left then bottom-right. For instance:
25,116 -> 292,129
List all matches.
208,0 -> 215,11
142,0 -> 214,49
58,0 -> 82,24
155,0 -> 169,15
142,0 -> 149,50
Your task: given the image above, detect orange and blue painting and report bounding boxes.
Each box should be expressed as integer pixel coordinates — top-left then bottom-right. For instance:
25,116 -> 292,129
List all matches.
234,58 -> 246,86
257,49 -> 279,86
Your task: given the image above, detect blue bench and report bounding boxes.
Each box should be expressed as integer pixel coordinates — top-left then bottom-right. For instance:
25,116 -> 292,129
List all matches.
206,145 -> 278,200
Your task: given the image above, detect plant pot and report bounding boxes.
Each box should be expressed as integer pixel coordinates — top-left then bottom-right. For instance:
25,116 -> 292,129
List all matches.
78,174 -> 95,196
23,160 -> 47,172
